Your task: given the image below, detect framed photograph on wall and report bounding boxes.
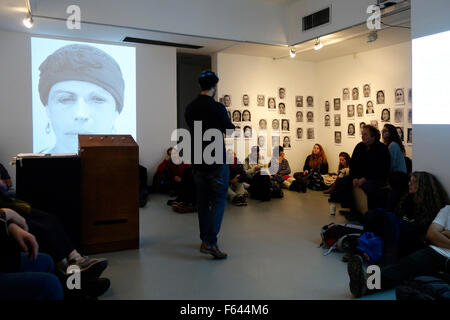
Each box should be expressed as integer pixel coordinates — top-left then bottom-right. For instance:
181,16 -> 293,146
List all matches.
223,94 -> 231,108
306,111 -> 314,123
376,90 -> 385,104
348,123 -> 356,138
352,87 -> 359,100
325,100 -> 330,112
307,128 -> 314,140
366,101 -> 375,114
394,108 -> 404,124
334,131 -> 342,145
281,119 -> 290,132
334,114 -> 341,127
232,110 -> 241,122
363,84 -> 371,98
324,114 -> 331,127
396,126 -> 405,141
259,119 -> 267,130
282,136 -> 291,148
295,96 -> 303,108
243,125 -> 253,139
268,97 -> 276,110
370,120 -> 379,129
242,94 -> 250,107
296,111 -> 303,122
296,127 -> 303,140
242,109 -> 251,122
356,104 -> 364,117
381,108 -> 391,122
359,122 -> 366,135
343,88 -> 350,101
278,103 -> 286,114
347,105 -> 355,119
395,88 -> 405,105
257,94 -> 265,107
306,96 -> 314,107
278,87 -> 286,100
272,119 -> 280,131
334,98 -> 341,111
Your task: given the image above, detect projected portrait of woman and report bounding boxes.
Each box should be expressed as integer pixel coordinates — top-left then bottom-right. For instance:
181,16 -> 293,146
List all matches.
242,109 -> 251,122
396,126 -> 404,141
37,43 -> 126,153
278,103 -> 286,114
244,126 -> 252,138
366,101 -> 375,114
381,108 -> 390,122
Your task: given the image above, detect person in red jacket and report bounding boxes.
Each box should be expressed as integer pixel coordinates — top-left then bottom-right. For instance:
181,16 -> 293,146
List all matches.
155,147 -> 189,196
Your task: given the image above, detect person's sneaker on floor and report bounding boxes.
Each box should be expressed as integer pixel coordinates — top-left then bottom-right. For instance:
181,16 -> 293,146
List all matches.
172,202 -> 196,213
347,255 -> 367,298
68,256 -> 108,283
200,242 -> 228,259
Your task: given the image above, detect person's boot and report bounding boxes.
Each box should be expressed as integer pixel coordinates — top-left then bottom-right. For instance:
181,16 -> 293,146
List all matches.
200,242 -> 228,259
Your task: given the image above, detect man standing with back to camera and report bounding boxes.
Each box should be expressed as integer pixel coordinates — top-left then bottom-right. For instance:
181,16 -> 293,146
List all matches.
185,71 -> 235,259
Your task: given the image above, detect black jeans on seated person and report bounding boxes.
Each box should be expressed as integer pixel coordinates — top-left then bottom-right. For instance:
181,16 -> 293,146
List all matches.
26,209 -> 75,263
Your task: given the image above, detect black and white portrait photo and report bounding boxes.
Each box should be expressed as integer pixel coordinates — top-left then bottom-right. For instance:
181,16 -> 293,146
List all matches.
234,126 -> 241,138
306,96 -> 314,107
259,119 -> 267,130
334,98 -> 341,111
283,136 -> 291,148
32,39 -> 136,154
394,108 -> 404,124
279,87 -> 286,100
295,96 -> 303,108
296,111 -> 303,122
334,114 -> 341,127
357,104 -> 364,117
366,101 -> 375,114
272,119 -> 280,131
359,122 -> 366,135
306,111 -> 314,123
343,88 -> 350,101
232,110 -> 241,122
281,119 -> 290,131
408,109 -> 412,124
335,131 -> 342,144
307,128 -> 314,140
268,97 -> 276,109
381,108 -> 390,122
363,84 -> 371,98
223,94 -> 231,108
242,94 -> 250,107
325,100 -> 330,112
348,123 -> 356,137
352,87 -> 359,100
395,88 -> 405,105
371,120 -> 379,129
325,114 -> 331,127
243,125 -> 253,139
407,128 -> 413,144
376,90 -> 385,104
242,109 -> 251,122
347,105 -> 355,118
278,103 -> 286,114
296,127 -> 303,140
258,135 -> 266,148
396,127 -> 404,141
257,94 -> 265,107
272,135 -> 280,147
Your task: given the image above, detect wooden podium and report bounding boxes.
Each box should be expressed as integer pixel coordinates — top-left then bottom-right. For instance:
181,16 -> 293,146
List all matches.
78,135 -> 139,254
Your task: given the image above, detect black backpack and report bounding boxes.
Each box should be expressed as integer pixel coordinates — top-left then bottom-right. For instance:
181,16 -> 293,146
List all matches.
289,178 -> 307,193
396,276 -> 450,300
308,170 -> 327,191
249,173 -> 272,201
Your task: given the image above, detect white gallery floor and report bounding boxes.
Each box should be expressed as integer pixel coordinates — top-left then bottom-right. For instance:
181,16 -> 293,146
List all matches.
95,190 -> 395,300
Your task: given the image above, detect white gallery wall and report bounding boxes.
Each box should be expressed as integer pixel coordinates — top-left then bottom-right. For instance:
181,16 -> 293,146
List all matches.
215,41 -> 412,174
0,29 -> 177,182
317,41 -> 412,173
215,53 -> 319,173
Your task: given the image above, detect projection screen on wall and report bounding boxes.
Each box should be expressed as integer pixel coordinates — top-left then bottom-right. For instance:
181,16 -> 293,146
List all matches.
412,29 -> 450,125
32,37 -> 136,153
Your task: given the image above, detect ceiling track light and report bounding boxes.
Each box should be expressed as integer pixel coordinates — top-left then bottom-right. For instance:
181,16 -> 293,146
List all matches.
23,0 -> 34,28
289,47 -> 296,58
314,38 -> 323,51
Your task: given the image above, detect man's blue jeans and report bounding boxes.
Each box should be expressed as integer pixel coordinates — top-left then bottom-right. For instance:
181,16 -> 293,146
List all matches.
193,164 -> 230,247
0,253 -> 63,300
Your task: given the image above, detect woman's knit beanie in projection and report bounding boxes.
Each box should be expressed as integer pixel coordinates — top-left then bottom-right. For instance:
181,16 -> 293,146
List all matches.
38,44 -> 125,113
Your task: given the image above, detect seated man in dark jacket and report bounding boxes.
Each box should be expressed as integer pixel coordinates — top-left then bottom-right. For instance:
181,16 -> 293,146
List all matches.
349,125 -> 390,210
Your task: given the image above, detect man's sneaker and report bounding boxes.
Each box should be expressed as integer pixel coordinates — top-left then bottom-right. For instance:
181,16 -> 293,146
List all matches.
347,255 -> 367,298
200,242 -> 228,259
68,256 -> 108,283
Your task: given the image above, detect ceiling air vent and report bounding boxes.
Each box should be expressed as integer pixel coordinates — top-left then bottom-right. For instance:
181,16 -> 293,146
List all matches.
302,7 -> 330,31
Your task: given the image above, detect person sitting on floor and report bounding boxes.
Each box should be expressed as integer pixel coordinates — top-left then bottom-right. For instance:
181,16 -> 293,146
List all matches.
268,146 -> 291,188
0,209 -> 63,300
303,144 -> 329,175
0,191 -> 110,299
324,152 -> 350,194
243,146 -> 266,184
347,203 -> 450,298
154,147 -> 189,196
348,125 -> 391,210
226,150 -> 248,206
0,162 -> 16,198
382,124 -> 409,211
362,171 -> 449,265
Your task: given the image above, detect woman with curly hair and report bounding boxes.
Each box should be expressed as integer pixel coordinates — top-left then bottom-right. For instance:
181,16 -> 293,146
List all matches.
363,171 -> 449,265
303,144 -> 329,175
